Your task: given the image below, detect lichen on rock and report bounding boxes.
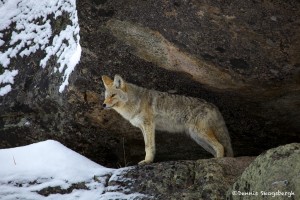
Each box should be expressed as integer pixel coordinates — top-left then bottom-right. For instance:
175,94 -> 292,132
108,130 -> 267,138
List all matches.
227,143 -> 300,200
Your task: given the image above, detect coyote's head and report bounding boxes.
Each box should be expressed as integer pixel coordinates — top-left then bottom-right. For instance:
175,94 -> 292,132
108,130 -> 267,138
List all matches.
101,75 -> 128,109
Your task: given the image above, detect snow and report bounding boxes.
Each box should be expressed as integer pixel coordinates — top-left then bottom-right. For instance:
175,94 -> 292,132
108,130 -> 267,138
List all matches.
0,140 -> 148,200
0,70 -> 18,84
0,69 -> 18,96
0,84 -> 12,96
0,0 -> 81,95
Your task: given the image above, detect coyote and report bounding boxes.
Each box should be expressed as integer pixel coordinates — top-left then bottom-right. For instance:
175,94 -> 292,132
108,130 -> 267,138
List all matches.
102,75 -> 233,165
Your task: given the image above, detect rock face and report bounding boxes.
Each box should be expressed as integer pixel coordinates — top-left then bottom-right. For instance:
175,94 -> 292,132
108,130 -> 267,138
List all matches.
0,0 -> 300,168
227,143 -> 300,200
70,0 -> 300,166
108,157 -> 255,199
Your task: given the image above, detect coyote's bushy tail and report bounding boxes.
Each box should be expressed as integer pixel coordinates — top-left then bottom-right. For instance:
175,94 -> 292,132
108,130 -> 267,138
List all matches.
213,124 -> 234,157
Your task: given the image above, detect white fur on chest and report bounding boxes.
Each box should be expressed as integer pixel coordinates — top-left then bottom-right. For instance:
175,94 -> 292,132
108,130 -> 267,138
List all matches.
114,107 -> 143,128
129,116 -> 143,128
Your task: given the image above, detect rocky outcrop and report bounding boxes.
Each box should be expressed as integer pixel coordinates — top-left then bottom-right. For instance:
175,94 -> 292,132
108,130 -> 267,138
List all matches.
0,0 -> 299,168
227,143 -> 300,200
33,143 -> 298,199
69,0 -> 300,166
30,156 -> 254,199
3,142 -> 298,199
106,19 -> 242,90
108,157 -> 254,200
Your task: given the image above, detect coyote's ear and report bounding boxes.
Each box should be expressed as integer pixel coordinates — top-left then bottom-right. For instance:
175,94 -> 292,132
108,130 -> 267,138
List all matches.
102,75 -> 113,88
113,75 -> 126,89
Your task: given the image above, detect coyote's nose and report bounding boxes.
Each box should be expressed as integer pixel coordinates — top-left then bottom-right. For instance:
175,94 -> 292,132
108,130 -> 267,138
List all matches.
102,103 -> 106,108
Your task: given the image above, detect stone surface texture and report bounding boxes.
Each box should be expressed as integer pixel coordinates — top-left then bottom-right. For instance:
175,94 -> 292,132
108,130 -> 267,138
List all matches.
227,143 -> 300,200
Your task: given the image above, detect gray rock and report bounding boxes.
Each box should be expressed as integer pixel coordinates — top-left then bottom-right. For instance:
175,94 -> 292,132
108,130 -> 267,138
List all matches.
108,157 -> 254,199
227,143 -> 300,200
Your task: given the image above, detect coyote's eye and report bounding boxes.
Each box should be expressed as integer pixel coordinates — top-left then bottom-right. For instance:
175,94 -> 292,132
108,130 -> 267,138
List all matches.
111,94 -> 116,98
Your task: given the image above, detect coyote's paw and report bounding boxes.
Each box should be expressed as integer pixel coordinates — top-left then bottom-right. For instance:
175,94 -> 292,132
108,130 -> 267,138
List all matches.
138,159 -> 153,166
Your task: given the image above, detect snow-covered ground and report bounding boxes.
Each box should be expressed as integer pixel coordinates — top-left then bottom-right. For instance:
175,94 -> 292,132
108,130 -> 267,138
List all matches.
0,0 -> 81,96
0,140 -> 147,200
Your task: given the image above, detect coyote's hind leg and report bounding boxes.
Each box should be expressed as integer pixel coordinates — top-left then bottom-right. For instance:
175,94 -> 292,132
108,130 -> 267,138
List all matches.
188,127 -> 224,158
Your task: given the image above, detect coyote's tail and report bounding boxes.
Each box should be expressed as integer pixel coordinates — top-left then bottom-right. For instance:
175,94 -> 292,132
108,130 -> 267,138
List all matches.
213,124 -> 234,157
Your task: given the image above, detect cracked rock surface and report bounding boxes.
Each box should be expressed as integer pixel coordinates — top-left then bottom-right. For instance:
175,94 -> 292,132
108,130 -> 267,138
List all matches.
109,157 -> 254,199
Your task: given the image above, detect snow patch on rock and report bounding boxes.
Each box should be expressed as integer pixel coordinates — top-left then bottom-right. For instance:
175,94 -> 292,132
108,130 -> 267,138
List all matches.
0,140 -> 149,200
0,0 -> 81,95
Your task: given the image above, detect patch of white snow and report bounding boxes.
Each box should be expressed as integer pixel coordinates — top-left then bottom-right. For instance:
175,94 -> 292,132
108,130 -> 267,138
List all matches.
0,69 -> 18,96
0,0 -> 81,96
0,140 -> 149,200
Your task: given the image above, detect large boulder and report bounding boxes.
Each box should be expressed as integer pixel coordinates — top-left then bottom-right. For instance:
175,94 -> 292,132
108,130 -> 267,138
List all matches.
227,143 -> 300,200
0,0 -> 299,167
107,157 -> 255,199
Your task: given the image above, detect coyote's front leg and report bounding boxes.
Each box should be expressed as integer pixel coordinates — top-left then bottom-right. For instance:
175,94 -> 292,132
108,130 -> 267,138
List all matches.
138,121 -> 156,165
